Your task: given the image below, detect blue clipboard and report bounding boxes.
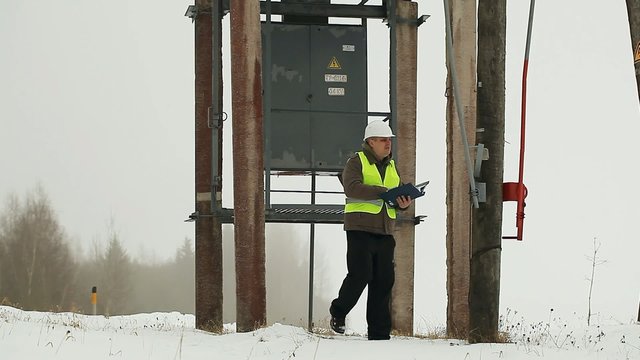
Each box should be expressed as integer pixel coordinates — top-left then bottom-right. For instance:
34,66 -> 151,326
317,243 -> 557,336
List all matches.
379,181 -> 429,207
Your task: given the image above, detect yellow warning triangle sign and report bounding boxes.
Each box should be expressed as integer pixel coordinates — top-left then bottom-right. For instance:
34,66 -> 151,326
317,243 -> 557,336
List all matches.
327,56 -> 342,69
635,42 -> 640,63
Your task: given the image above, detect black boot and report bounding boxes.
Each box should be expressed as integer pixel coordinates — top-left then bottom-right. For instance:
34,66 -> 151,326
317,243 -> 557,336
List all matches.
330,316 -> 345,334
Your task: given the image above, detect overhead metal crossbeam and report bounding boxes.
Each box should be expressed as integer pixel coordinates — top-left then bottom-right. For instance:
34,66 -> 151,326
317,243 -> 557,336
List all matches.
186,1 -> 387,20
257,1 -> 386,18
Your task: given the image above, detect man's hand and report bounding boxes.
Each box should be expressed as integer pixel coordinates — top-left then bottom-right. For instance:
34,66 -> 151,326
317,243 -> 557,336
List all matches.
396,195 -> 412,209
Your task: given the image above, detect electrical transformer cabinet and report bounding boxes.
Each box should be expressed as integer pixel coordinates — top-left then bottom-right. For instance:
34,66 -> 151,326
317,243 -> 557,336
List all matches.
262,23 -> 368,171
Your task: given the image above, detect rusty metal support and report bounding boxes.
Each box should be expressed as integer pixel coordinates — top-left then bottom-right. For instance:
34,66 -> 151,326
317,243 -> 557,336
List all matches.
194,0 -> 223,332
390,0 -> 418,336
230,0 -> 267,332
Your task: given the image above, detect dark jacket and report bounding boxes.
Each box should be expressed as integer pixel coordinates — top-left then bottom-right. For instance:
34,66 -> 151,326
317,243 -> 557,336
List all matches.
342,143 -> 403,235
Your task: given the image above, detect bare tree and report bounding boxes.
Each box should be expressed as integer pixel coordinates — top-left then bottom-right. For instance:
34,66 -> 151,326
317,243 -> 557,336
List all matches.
586,238 -> 606,326
0,185 -> 75,310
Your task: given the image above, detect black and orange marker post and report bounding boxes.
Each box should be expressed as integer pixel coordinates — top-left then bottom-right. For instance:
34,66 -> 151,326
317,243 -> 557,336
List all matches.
91,286 -> 97,315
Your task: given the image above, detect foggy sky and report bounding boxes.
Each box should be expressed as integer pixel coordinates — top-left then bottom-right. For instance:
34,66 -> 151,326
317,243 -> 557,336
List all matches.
1,0 -> 639,329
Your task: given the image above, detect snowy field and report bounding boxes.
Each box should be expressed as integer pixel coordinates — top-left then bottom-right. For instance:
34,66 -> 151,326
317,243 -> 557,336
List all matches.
1,306 -> 639,360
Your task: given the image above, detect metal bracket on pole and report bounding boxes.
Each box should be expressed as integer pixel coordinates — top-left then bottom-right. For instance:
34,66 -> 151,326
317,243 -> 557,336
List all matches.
207,107 -> 226,129
473,143 -> 488,203
475,182 -> 486,203
471,143 -> 489,203
396,14 -> 431,27
184,5 -> 198,21
473,143 -> 484,178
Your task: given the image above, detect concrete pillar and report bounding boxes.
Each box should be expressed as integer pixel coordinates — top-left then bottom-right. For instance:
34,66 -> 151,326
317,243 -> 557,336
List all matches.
230,0 -> 267,332
391,0 -> 418,336
470,0 -> 506,343
194,0 -> 223,332
445,0 -> 477,339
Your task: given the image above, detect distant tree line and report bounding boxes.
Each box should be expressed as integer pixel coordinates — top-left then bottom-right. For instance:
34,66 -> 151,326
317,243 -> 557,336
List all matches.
0,185 -> 195,315
0,185 -> 331,326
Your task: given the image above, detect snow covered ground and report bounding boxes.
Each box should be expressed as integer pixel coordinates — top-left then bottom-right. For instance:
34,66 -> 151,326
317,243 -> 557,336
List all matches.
1,306 -> 639,360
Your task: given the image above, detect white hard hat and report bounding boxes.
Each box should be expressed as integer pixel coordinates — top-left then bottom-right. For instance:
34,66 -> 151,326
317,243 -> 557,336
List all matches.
363,120 -> 395,140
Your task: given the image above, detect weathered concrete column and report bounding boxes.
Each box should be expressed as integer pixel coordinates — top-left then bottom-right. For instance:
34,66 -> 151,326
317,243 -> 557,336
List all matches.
445,0 -> 477,339
391,0 -> 418,336
194,0 -> 223,332
230,0 -> 267,332
470,0 -> 506,343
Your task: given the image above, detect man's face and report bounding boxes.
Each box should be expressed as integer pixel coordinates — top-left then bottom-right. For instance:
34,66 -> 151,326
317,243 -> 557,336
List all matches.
367,137 -> 392,160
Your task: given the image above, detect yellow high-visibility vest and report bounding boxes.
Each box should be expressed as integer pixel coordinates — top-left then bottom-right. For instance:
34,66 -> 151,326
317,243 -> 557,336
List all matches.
344,151 -> 400,219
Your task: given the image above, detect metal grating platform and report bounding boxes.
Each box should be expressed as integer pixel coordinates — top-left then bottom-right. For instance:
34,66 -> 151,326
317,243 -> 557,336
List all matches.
187,204 -> 428,225
187,204 -> 345,224
267,204 -> 344,224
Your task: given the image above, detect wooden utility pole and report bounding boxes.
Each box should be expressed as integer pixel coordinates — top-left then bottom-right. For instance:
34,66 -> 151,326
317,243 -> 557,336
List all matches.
469,0 -> 506,343
445,0 -> 477,339
391,0 -> 418,335
626,0 -> 640,98
194,0 -> 224,332
624,1 -> 640,325
230,0 -> 267,332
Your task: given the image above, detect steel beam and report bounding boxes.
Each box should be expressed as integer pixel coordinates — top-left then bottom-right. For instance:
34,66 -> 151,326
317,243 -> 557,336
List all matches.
187,1 -> 387,19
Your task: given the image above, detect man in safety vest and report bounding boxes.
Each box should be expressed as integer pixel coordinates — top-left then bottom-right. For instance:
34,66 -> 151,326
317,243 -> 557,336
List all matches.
329,120 -> 412,340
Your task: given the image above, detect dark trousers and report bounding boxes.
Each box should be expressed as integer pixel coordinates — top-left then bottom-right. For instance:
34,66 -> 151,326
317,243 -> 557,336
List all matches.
330,230 -> 395,339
